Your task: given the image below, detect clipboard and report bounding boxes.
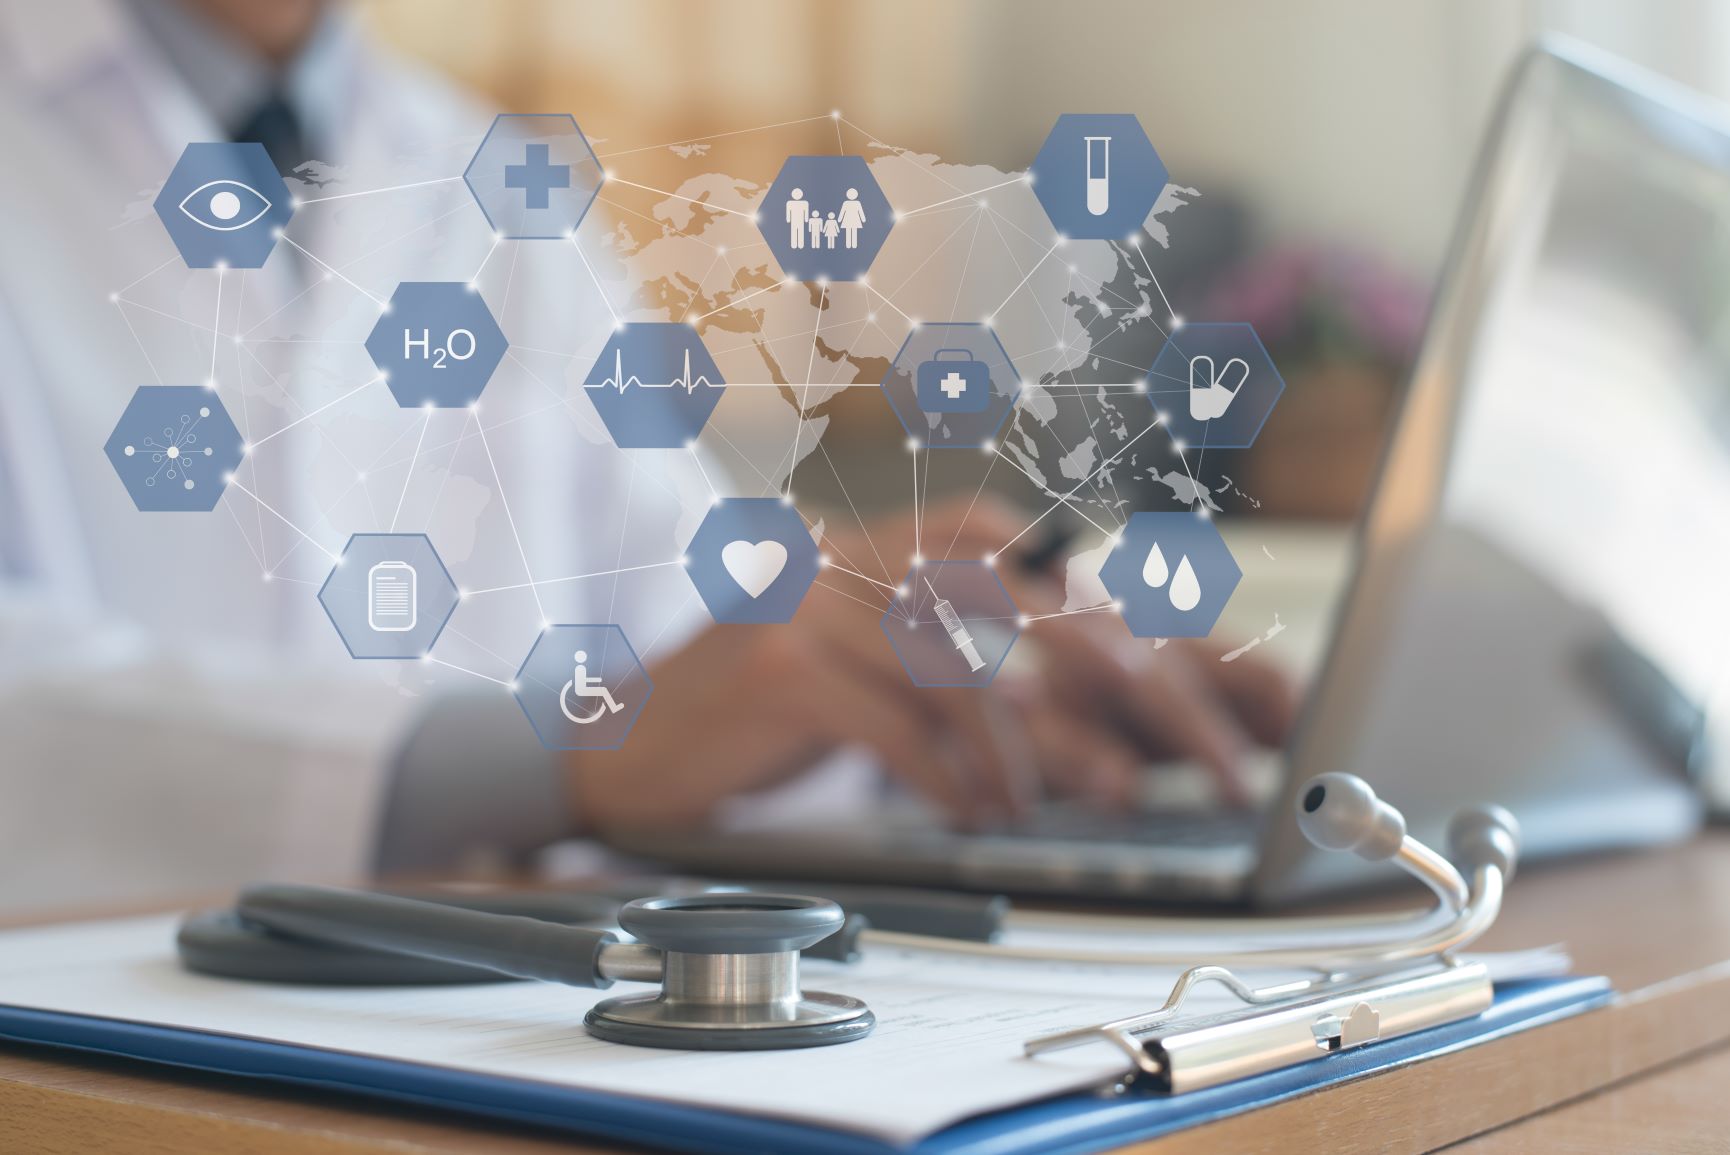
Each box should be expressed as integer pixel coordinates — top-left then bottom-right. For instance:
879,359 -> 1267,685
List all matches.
0,976 -> 1611,1155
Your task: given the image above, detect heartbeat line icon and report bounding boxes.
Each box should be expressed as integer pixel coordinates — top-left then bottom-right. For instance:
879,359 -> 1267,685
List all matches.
588,347 -> 723,393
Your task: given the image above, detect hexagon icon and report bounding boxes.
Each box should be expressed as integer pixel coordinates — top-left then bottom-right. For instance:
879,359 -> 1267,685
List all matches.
1098,512 -> 1241,639
1146,323 -> 1285,451
153,142 -> 294,268
584,323 -> 725,449
103,386 -> 245,512
464,114 -> 604,240
1029,114 -> 1168,241
882,323 -> 1022,449
881,562 -> 1020,688
685,498 -> 819,624
367,282 -> 508,408
514,625 -> 652,750
318,534 -> 460,659
758,155 -> 893,281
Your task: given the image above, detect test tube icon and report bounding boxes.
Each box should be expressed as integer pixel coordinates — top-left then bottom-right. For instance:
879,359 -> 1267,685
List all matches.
1084,135 -> 1111,216
924,576 -> 986,672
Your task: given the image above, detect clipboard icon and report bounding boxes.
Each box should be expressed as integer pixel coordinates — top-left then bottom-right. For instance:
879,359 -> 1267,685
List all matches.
367,561 -> 417,633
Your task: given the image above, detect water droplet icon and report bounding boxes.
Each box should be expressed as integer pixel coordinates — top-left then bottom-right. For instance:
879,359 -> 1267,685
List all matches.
1142,542 -> 1169,588
1169,555 -> 1201,611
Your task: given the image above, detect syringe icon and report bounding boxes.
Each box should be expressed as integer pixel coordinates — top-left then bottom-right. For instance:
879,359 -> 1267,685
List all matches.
924,576 -> 986,672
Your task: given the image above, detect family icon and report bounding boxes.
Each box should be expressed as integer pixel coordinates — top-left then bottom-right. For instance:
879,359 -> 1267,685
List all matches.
785,187 -> 868,250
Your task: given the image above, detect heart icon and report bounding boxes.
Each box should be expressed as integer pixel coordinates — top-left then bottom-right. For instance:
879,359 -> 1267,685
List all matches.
721,539 -> 788,598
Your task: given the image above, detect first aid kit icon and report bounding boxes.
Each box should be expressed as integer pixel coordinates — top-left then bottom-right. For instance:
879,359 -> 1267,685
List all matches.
916,349 -> 992,414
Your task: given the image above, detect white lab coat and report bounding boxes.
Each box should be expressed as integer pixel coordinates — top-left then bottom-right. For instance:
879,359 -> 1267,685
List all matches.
0,0 -> 705,914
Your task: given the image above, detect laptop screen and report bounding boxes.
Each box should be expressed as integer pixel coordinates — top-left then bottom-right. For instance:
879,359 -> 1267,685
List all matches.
1259,45 -> 1728,899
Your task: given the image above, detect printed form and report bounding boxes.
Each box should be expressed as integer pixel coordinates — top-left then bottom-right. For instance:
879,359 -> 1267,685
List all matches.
0,914 -> 1564,1144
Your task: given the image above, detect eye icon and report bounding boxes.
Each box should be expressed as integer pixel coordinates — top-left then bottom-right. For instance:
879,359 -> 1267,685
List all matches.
178,179 -> 273,232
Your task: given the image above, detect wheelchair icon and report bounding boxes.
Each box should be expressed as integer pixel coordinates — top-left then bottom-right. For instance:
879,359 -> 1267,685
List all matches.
559,650 -> 626,724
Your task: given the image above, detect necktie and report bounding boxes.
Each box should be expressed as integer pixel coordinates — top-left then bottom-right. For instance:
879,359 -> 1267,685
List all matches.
231,92 -> 306,176
0,408 -> 29,579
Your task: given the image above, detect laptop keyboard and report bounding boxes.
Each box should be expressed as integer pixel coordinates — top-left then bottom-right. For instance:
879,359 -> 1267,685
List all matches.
1000,806 -> 1263,847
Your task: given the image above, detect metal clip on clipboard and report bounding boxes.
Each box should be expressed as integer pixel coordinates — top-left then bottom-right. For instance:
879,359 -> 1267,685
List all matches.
1024,774 -> 1522,1093
1025,961 -> 1492,1093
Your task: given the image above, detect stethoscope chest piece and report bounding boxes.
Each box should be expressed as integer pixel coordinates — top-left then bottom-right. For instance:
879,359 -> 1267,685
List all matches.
585,894 -> 875,1050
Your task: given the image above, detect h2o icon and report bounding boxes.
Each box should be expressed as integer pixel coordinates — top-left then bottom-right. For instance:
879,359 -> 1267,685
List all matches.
404,326 -> 476,369
367,282 -> 509,408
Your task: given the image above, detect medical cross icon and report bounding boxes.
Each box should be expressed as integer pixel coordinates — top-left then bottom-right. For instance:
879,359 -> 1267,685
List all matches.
940,372 -> 968,400
504,144 -> 571,209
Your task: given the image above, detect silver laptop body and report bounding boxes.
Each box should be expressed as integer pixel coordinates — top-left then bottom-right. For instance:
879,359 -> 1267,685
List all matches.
610,42 -> 1719,903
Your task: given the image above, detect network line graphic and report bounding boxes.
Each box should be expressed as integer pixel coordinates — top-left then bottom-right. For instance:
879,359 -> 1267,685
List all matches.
586,346 -> 722,393
108,107 -> 1284,747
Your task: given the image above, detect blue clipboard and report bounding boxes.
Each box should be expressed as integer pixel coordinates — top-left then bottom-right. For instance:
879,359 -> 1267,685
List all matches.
0,977 -> 1608,1155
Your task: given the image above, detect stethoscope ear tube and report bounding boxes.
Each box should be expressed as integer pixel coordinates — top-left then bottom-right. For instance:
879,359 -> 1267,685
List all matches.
237,884 -> 620,988
178,909 -> 519,985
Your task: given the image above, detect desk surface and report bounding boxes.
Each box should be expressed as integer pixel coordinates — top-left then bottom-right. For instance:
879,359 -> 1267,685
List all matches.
5,834 -> 1730,1154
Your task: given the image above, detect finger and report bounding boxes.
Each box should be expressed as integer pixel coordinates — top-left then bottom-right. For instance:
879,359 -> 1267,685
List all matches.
1115,653 -> 1256,806
784,646 -> 981,824
1171,638 -> 1301,748
1012,692 -> 1143,808
816,609 -> 1024,822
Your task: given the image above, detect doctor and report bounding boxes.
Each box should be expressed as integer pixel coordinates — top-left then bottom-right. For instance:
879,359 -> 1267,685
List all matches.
0,0 -> 1294,913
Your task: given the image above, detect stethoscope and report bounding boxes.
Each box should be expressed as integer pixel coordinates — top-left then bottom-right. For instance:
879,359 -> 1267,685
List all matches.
177,772 -> 1520,1051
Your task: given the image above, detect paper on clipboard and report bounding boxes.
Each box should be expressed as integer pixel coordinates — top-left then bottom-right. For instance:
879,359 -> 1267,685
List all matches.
0,915 -> 1568,1145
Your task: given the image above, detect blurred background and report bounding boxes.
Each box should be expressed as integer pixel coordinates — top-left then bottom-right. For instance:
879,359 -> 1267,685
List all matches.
363,0 -> 1729,521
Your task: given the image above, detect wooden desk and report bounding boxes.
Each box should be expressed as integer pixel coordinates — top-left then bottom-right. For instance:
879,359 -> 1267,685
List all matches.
5,835 -> 1730,1154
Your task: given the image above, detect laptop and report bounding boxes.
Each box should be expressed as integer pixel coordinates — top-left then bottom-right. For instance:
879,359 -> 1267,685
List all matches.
609,42 -> 1725,904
